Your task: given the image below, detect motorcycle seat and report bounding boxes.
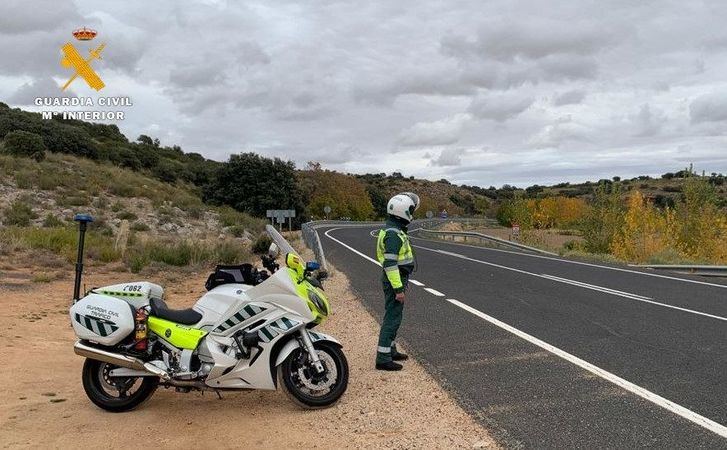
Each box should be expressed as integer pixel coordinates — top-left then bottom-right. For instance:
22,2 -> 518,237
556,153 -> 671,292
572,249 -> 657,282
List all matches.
149,297 -> 202,325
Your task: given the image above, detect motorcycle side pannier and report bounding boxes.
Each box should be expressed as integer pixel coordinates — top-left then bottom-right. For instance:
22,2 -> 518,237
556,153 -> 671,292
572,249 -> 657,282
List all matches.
69,293 -> 135,346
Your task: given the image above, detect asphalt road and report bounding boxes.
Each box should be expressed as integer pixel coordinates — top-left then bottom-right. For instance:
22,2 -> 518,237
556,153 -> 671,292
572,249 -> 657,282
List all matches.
318,224 -> 727,449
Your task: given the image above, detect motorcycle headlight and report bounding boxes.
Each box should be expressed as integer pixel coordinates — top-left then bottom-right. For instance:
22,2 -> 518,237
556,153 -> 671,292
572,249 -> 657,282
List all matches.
308,289 -> 329,317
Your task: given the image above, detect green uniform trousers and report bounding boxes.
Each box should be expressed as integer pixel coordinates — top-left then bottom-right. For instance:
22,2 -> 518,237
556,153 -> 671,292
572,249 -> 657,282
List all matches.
376,272 -> 408,364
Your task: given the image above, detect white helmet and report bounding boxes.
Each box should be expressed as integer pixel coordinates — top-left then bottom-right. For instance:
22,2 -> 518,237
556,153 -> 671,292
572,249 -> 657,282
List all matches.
387,192 -> 420,223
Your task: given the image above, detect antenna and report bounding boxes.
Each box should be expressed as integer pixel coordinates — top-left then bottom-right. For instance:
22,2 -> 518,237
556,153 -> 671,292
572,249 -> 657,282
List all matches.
73,213 -> 94,301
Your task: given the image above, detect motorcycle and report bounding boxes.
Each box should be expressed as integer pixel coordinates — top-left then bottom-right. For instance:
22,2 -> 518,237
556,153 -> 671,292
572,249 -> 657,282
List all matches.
69,214 -> 348,412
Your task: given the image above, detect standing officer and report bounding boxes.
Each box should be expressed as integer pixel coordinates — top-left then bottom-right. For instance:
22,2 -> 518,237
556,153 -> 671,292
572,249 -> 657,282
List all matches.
375,192 -> 419,371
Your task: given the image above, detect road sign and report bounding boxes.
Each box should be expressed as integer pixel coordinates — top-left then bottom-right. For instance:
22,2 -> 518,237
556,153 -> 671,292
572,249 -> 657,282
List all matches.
426,210 -> 434,219
323,205 -> 331,220
512,223 -> 520,240
266,209 -> 296,231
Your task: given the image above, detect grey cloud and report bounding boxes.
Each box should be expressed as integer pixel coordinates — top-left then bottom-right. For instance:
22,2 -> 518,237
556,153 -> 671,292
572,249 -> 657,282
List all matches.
9,77 -> 77,105
553,89 -> 586,106
631,103 -> 666,137
431,148 -> 466,167
536,54 -> 598,81
467,93 -> 534,121
441,19 -> 613,62
398,114 -> 471,146
528,119 -> 591,149
0,0 -> 82,34
690,92 -> 727,123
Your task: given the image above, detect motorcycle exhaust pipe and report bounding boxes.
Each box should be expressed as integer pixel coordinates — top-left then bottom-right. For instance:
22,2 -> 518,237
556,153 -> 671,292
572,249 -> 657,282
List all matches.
74,341 -> 170,381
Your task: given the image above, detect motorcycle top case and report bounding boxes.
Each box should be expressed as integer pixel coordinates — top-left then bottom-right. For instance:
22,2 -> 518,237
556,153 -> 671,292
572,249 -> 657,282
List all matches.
70,293 -> 135,346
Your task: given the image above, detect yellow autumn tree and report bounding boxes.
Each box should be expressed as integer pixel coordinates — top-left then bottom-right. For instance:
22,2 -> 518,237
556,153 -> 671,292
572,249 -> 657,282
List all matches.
611,191 -> 674,262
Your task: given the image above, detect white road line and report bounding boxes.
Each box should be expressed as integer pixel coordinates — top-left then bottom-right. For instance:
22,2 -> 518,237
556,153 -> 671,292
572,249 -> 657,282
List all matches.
424,287 -> 445,297
436,250 -> 464,258
541,274 -> 653,300
409,235 -> 727,290
325,228 -> 381,266
409,279 -> 425,286
446,298 -> 727,439
417,245 -> 727,322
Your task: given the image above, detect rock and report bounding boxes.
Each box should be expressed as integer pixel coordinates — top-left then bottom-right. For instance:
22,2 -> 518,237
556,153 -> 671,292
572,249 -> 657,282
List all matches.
160,222 -> 179,233
472,440 -> 489,449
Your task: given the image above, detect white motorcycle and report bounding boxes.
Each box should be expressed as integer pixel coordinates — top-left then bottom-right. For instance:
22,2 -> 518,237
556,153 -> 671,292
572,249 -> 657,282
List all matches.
69,215 -> 348,412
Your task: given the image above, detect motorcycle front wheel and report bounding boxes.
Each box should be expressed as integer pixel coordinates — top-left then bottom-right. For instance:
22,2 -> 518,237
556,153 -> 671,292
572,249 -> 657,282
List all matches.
82,358 -> 158,412
278,341 -> 349,409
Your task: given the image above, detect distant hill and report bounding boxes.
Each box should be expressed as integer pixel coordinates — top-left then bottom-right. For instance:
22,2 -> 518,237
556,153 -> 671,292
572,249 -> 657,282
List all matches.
2,101 -> 724,222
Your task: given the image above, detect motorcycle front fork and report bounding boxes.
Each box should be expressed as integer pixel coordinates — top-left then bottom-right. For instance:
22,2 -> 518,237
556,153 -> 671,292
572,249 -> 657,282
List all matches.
299,329 -> 325,374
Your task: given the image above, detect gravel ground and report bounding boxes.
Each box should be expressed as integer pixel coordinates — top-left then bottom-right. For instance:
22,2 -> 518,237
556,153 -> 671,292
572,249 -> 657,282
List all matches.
0,258 -> 496,449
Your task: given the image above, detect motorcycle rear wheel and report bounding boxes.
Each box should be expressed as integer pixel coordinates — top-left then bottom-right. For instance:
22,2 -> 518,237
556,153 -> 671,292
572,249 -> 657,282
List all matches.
82,358 -> 158,412
279,341 -> 349,409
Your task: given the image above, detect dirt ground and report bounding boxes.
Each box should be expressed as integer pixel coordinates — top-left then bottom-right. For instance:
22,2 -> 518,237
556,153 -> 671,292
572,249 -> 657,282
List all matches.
0,257 -> 496,449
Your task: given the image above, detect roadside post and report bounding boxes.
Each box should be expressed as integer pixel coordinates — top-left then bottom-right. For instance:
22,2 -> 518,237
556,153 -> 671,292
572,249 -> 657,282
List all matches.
73,213 -> 94,301
512,223 -> 520,241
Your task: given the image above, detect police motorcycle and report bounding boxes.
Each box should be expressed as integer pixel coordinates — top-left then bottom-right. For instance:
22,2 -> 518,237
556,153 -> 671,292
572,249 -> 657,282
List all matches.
69,215 -> 348,411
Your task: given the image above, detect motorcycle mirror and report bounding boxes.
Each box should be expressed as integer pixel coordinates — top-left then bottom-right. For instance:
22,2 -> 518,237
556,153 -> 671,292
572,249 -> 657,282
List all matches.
268,242 -> 280,258
306,261 -> 320,272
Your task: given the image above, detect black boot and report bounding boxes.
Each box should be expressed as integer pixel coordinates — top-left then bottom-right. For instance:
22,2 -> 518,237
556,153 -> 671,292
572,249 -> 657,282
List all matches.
376,360 -> 403,371
392,351 -> 409,361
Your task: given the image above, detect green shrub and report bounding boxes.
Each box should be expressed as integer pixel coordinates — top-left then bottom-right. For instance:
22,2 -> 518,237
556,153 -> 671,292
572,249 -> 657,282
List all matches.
37,172 -> 60,190
126,238 -> 250,271
218,206 -> 266,232
0,226 -> 119,262
227,225 -> 249,237
3,200 -> 37,226
2,130 -> 46,161
14,169 -> 34,188
56,195 -> 90,207
252,234 -> 272,254
563,240 -> 584,251
42,213 -> 64,227
116,210 -> 138,221
130,221 -> 150,232
215,240 -> 246,264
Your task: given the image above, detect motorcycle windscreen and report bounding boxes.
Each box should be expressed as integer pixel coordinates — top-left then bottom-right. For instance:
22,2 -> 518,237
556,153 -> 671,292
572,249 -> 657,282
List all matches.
266,224 -> 299,259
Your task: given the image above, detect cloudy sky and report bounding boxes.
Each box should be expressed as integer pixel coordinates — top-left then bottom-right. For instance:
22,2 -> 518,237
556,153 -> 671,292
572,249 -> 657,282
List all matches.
2,0 -> 727,187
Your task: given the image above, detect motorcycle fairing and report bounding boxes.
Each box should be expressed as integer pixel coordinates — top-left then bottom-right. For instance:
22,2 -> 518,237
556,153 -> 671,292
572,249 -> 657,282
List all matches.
147,316 -> 207,350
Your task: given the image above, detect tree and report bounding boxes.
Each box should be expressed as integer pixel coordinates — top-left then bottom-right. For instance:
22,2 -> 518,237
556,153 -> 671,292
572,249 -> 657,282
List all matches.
41,121 -> 99,159
298,169 -> 374,220
2,130 -> 46,161
204,153 -> 304,218
137,135 -> 154,146
580,183 -> 624,253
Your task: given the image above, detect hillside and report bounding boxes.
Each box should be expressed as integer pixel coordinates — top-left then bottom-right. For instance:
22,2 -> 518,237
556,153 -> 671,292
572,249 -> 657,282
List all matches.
0,103 -> 493,220
0,151 -> 267,274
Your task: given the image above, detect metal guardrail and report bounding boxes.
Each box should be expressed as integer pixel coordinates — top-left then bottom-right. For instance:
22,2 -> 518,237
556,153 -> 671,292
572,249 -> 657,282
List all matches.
301,218 -> 558,270
411,228 -> 558,256
630,264 -> 727,277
